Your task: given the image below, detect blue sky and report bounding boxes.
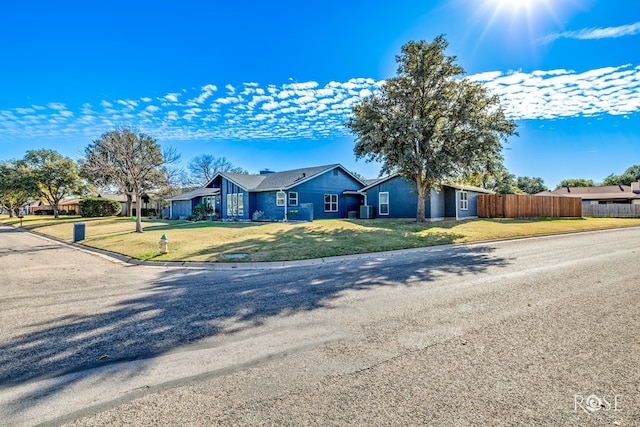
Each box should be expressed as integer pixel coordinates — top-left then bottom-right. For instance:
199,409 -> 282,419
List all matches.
1,0 -> 639,188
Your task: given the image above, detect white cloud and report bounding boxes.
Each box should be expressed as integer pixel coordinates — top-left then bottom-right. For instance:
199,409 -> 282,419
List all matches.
117,99 -> 139,109
47,102 -> 67,111
3,67 -> 640,143
164,93 -> 181,103
544,21 -> 640,43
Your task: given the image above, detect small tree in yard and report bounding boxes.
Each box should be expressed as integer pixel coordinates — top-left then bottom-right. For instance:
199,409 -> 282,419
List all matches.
23,149 -> 84,219
0,160 -> 38,217
82,127 -> 179,233
346,35 -> 517,222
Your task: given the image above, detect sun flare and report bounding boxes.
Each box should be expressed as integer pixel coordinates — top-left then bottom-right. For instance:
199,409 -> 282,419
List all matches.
485,0 -> 554,19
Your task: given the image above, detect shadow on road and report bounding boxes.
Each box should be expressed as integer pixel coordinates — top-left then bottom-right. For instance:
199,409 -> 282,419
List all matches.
0,230 -> 508,416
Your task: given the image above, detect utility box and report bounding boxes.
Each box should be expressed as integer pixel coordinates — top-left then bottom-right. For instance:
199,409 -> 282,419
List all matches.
359,205 -> 376,219
73,222 -> 85,242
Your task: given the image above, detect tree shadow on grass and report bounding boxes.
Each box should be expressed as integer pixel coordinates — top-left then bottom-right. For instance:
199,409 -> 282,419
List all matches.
174,226 -> 466,262
0,230 -> 508,419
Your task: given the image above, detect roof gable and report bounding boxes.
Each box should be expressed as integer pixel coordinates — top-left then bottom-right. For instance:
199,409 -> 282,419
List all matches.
207,164 -> 365,192
360,174 -> 494,194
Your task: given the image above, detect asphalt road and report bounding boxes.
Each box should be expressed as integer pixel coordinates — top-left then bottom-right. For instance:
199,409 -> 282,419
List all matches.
0,224 -> 639,426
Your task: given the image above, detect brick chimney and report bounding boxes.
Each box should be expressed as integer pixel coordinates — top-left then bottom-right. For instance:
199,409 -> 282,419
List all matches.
632,181 -> 640,194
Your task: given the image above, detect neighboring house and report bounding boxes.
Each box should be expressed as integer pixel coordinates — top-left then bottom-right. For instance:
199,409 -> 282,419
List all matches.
97,193 -> 157,216
167,187 -> 221,219
360,174 -> 494,220
57,197 -> 81,214
540,182 -> 640,206
167,164 -> 366,220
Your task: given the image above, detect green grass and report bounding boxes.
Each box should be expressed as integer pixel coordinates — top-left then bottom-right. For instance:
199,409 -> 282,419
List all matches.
2,215 -> 640,263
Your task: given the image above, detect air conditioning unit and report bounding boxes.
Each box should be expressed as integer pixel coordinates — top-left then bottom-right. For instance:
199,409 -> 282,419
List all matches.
360,205 -> 376,219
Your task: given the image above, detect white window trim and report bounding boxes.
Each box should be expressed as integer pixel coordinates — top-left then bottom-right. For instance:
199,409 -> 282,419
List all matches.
324,194 -> 338,212
276,191 -> 286,207
460,191 -> 469,211
237,193 -> 244,216
288,191 -> 298,206
379,191 -> 389,215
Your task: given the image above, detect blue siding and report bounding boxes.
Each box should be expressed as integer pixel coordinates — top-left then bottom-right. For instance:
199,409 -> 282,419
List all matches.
430,188 -> 445,219
458,190 -> 480,218
365,177 -> 484,220
272,168 -> 363,220
365,176 -> 426,219
254,191 -> 285,221
171,200 -> 191,219
444,187 -> 457,218
220,178 -> 249,220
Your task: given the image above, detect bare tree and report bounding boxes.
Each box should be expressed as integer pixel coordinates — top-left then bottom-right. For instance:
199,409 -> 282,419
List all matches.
188,155 -> 247,186
82,127 -> 179,232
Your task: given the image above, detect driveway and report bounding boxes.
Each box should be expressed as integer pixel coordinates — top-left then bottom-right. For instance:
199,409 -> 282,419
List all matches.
0,224 -> 639,426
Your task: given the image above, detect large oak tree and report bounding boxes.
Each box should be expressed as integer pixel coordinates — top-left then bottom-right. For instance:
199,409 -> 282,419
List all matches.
346,36 -> 517,222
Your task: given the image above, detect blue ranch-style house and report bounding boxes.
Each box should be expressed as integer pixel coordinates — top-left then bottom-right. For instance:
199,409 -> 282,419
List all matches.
168,164 -> 493,221
168,164 -> 365,221
360,174 -> 494,220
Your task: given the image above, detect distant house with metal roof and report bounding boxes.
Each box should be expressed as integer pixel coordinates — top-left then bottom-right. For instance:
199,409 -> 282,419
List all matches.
540,182 -> 640,206
167,164 -> 365,220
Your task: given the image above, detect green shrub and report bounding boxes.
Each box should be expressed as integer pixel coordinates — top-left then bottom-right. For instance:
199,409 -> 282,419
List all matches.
192,203 -> 208,220
79,197 -> 121,217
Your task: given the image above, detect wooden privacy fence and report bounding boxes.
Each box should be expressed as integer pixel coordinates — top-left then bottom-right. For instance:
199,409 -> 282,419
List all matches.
478,195 -> 582,218
583,204 -> 640,218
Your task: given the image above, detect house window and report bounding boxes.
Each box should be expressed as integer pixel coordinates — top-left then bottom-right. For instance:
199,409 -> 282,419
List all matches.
324,194 -> 338,212
205,196 -> 216,215
289,192 -> 298,206
459,191 -> 468,211
379,192 -> 389,215
276,191 -> 286,207
237,193 -> 244,216
227,193 -> 242,216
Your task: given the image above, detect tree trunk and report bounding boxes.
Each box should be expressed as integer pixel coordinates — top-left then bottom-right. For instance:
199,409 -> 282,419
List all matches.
126,194 -> 133,217
416,176 -> 427,223
135,192 -> 143,233
53,201 -> 59,219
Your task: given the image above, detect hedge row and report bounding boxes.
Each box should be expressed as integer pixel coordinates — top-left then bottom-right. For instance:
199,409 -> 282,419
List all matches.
78,197 -> 121,217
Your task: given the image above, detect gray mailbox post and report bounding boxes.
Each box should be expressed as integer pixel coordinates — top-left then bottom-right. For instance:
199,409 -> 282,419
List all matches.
73,222 -> 85,242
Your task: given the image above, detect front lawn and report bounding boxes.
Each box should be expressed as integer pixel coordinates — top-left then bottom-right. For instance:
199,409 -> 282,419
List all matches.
2,215 -> 640,262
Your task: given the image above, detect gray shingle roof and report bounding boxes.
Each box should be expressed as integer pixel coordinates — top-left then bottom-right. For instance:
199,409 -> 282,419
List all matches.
219,164 -> 362,191
167,187 -> 220,201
